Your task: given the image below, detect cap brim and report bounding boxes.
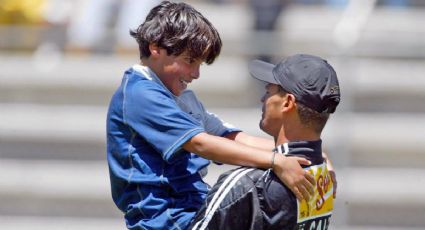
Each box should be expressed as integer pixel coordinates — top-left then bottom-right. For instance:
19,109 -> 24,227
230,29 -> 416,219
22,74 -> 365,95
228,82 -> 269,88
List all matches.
248,60 -> 278,84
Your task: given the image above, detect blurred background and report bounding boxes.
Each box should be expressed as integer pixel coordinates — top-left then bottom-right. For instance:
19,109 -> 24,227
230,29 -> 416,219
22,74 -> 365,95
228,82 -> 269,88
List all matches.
1,0 -> 425,229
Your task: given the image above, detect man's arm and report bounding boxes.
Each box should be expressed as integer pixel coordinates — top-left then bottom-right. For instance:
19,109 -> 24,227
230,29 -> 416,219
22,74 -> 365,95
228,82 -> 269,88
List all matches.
183,132 -> 315,201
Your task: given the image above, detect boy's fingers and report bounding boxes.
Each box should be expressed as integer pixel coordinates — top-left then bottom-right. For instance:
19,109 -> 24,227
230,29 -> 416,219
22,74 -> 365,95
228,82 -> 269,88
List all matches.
292,186 -> 304,201
306,172 -> 315,186
304,173 -> 315,196
293,156 -> 311,166
298,185 -> 311,202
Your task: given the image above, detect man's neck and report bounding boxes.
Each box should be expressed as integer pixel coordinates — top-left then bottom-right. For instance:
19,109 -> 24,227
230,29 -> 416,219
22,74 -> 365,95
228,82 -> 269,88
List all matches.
275,126 -> 320,146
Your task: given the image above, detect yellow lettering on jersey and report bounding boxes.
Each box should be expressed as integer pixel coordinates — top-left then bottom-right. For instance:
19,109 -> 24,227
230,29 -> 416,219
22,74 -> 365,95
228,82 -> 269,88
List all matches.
297,163 -> 333,228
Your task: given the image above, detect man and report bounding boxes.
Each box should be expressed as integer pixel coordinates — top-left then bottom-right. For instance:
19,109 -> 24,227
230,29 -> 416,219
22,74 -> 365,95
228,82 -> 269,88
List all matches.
191,54 -> 340,229
106,2 -> 316,229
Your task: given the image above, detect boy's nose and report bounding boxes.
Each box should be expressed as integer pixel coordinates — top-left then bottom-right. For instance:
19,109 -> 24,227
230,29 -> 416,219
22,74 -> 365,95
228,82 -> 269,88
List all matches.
191,66 -> 200,79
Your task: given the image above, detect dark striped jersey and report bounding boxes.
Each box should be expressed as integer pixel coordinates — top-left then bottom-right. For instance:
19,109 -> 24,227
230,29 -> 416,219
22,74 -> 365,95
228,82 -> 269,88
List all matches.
191,140 -> 333,230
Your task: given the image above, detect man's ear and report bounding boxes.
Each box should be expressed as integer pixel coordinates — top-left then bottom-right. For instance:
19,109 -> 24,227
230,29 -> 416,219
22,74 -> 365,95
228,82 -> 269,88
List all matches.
149,44 -> 161,58
281,94 -> 296,112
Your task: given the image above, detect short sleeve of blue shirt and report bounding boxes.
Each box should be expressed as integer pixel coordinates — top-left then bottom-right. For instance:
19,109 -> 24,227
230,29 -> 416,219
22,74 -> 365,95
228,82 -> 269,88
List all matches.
123,77 -> 204,163
176,90 -> 241,137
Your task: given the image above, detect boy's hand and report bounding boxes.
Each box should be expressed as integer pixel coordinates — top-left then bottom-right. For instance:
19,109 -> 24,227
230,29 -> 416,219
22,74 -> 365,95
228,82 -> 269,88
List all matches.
273,154 -> 315,201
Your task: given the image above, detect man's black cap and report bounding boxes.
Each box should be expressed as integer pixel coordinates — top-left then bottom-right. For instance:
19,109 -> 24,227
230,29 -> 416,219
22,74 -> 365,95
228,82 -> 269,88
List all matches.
249,54 -> 341,113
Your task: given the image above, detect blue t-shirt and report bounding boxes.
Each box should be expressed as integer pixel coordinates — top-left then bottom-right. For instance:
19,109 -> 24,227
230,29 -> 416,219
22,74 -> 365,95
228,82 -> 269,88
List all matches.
106,65 -> 240,230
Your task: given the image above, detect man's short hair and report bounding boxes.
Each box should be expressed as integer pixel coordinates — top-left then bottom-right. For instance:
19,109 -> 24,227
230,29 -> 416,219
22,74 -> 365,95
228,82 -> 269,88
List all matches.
278,87 -> 329,134
130,1 -> 222,64
296,103 -> 329,134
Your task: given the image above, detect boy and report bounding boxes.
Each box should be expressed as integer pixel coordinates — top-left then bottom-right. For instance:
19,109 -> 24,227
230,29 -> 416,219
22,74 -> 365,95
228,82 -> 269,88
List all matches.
107,1 -> 316,229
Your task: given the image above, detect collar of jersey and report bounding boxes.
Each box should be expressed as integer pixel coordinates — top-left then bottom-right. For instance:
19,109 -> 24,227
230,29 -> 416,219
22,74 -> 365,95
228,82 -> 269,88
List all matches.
274,140 -> 323,164
132,64 -> 178,98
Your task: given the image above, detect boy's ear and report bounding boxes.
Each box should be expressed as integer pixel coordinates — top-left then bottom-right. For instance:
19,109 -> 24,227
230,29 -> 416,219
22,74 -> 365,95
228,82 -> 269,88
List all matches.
149,44 -> 161,57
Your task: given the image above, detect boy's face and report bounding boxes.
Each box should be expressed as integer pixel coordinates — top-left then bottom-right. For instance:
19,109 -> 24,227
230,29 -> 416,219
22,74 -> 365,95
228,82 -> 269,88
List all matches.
155,49 -> 202,96
260,83 -> 285,137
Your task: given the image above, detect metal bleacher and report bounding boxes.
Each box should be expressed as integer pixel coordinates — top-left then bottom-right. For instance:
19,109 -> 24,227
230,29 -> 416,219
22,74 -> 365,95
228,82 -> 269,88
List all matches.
1,1 -> 425,229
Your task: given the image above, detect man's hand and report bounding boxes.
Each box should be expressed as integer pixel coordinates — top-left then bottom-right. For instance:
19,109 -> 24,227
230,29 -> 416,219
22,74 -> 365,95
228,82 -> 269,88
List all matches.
273,154 -> 315,201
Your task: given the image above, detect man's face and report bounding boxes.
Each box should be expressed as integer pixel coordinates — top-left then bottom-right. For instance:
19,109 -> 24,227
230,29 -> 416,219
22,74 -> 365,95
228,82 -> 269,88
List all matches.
260,83 -> 285,137
156,49 -> 202,96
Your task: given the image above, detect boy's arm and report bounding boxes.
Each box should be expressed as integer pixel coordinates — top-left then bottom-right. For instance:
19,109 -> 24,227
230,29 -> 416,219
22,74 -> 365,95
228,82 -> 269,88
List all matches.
183,132 -> 315,201
225,132 -> 276,151
225,131 -> 274,150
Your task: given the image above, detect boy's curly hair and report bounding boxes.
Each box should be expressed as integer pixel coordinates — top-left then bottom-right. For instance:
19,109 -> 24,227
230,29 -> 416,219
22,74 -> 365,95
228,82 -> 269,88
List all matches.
130,1 -> 222,64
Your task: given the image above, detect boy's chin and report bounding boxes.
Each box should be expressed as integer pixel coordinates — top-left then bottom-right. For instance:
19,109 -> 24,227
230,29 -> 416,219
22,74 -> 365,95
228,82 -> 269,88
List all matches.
172,90 -> 183,96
